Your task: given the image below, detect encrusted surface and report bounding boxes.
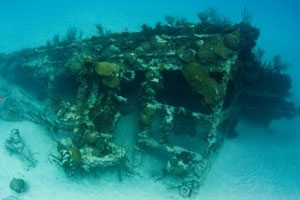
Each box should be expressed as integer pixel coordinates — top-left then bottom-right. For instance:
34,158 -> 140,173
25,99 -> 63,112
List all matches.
1,21 -> 298,196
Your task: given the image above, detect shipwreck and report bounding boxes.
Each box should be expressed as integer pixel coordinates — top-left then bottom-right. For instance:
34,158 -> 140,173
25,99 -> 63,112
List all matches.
0,15 -> 299,197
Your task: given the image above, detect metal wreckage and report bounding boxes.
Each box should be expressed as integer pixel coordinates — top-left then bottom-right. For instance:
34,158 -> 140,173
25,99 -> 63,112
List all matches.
0,20 -> 299,197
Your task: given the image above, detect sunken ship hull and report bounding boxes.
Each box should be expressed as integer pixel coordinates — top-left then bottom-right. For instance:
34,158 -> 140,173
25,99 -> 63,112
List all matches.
0,21 -> 298,196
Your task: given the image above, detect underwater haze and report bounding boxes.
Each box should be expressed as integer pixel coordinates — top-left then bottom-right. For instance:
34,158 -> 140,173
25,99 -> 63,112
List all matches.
1,0 -> 300,92
0,0 -> 300,200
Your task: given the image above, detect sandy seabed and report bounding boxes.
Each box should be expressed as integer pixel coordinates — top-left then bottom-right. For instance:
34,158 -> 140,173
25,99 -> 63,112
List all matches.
198,118 -> 300,200
0,118 -> 299,200
0,120 -> 173,200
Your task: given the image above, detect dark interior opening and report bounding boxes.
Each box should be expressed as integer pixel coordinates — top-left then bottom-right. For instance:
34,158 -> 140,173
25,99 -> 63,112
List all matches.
13,67 -> 49,101
120,70 -> 145,97
119,71 -> 145,113
209,72 -> 224,83
157,70 -> 210,113
52,74 -> 79,100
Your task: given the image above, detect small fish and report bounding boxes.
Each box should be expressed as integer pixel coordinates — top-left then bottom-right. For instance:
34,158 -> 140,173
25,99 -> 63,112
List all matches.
0,97 -> 3,103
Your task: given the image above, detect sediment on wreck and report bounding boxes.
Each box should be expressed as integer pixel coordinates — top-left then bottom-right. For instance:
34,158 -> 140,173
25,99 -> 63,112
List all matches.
0,19 -> 299,195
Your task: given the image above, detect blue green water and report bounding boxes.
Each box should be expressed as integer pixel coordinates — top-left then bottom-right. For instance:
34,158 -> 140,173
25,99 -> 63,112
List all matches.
0,1 -> 299,199
1,0 -> 299,92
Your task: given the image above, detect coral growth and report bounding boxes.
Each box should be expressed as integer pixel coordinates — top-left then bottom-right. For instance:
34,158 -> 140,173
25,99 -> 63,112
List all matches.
95,62 -> 120,88
140,104 -> 156,126
197,35 -> 234,62
182,62 -> 224,104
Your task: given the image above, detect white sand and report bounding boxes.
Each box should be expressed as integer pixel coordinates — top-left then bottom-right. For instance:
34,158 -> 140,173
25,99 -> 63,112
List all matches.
0,120 -> 178,200
1,35 -> 299,200
198,119 -> 300,200
0,114 -> 299,200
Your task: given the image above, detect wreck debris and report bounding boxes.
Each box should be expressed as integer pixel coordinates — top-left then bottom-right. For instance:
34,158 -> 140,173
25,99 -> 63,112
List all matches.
179,184 -> 191,197
5,129 -> 37,169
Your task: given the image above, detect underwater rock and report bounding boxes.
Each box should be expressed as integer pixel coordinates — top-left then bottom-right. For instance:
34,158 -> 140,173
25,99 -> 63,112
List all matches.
9,178 -> 27,193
